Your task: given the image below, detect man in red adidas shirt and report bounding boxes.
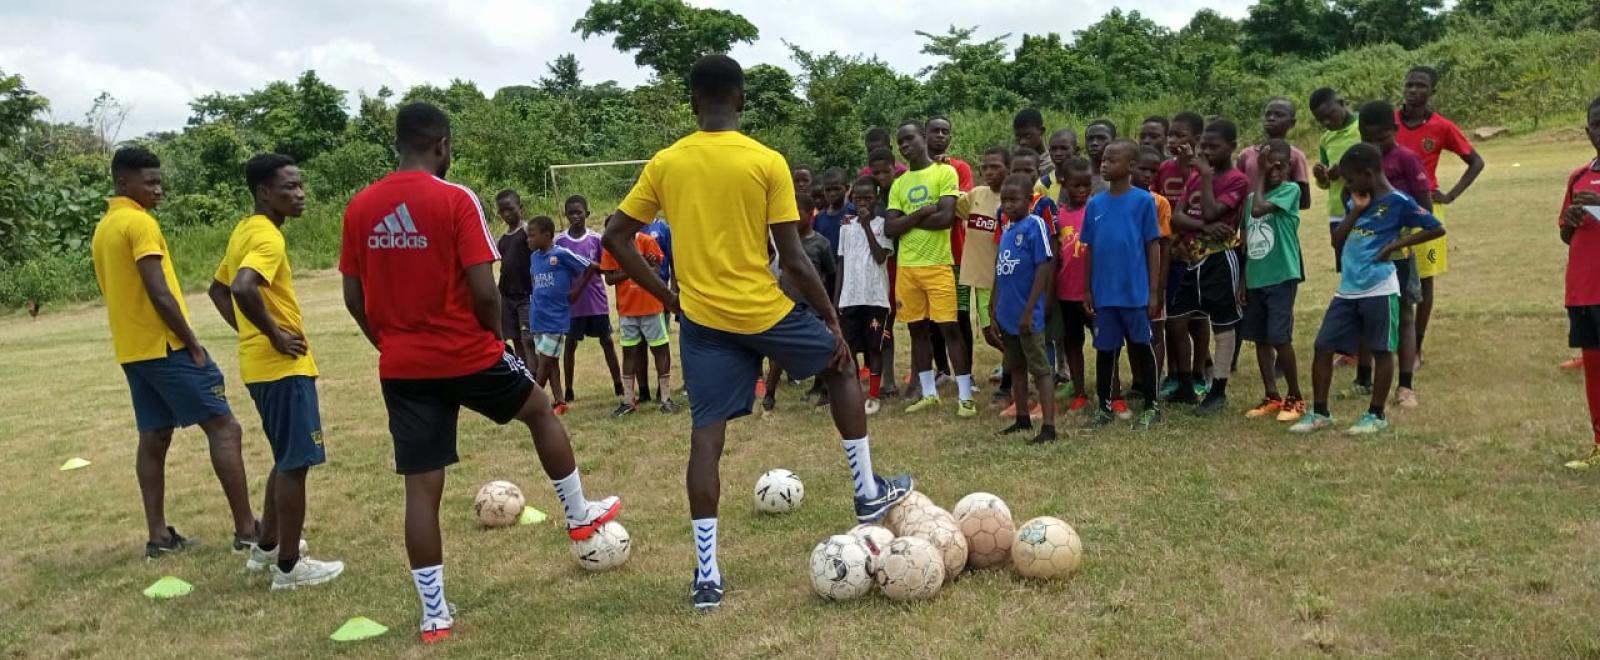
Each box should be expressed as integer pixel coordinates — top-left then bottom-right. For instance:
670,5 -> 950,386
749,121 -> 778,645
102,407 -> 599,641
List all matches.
1561,95 -> 1600,470
340,102 -> 619,643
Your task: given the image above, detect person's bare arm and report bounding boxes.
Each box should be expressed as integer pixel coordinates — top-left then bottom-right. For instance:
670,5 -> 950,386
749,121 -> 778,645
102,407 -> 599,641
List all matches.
465,262 -> 503,341
863,220 -> 890,264
918,197 -> 959,230
232,268 -> 306,356
600,212 -> 677,312
1249,165 -> 1278,218
884,209 -> 919,238
1020,259 -> 1052,334
1331,203 -> 1364,250
1146,238 -> 1162,319
208,280 -> 238,332
342,275 -> 377,349
1439,150 -> 1485,204
603,268 -> 629,285
137,256 -> 205,365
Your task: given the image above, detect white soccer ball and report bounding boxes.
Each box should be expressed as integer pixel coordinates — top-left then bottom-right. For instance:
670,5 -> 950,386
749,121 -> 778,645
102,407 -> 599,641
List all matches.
882,491 -> 936,535
848,524 -> 895,563
473,480 -> 525,528
808,535 -> 875,601
873,536 -> 945,601
754,469 -> 805,513
572,521 -> 631,571
1012,516 -> 1082,579
899,506 -> 968,581
953,493 -> 1015,569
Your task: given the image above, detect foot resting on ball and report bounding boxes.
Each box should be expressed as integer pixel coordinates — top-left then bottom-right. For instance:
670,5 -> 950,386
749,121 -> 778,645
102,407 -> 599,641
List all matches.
567,496 -> 622,541
853,473 -> 913,524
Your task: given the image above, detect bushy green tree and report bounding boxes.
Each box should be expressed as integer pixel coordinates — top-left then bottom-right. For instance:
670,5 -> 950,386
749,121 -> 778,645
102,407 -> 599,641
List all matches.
574,0 -> 758,80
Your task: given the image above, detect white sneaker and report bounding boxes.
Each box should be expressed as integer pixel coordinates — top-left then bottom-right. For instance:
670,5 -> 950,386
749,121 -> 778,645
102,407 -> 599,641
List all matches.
269,555 -> 345,590
864,398 -> 881,415
245,539 -> 310,571
567,495 -> 621,540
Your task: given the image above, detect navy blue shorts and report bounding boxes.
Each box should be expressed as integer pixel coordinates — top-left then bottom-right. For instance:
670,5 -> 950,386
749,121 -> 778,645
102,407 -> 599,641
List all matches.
1315,295 -> 1399,355
1093,306 -> 1153,352
121,348 -> 232,432
680,306 -> 835,429
1241,280 -> 1298,345
246,376 -> 326,471
568,314 -> 612,340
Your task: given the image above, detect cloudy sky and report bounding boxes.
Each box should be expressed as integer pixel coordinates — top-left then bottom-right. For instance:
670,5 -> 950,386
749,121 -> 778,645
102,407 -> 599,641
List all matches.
2,0 -> 1251,138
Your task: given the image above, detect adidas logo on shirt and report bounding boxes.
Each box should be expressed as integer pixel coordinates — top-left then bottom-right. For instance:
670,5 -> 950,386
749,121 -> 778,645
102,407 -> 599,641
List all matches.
369,203 -> 429,249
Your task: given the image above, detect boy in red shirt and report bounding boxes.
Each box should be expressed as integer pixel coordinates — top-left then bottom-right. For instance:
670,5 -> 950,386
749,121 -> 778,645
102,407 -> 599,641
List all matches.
340,103 -> 619,642
1562,96 -> 1600,469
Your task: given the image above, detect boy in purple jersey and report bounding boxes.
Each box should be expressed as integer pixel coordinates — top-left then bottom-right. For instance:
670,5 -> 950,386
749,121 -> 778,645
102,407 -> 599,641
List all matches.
557,195 -> 625,410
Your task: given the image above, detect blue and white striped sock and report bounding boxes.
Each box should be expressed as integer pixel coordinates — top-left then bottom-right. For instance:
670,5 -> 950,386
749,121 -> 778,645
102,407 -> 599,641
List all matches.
841,436 -> 877,499
411,565 -> 449,622
692,518 -> 720,584
552,469 -> 588,523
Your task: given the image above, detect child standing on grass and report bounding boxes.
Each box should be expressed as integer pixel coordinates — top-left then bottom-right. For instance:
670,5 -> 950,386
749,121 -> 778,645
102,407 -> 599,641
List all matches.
1237,97 -> 1312,210
990,173 -> 1058,444
600,227 -> 682,416
1292,143 -> 1444,435
557,196 -> 625,407
958,147 -> 1010,402
528,215 -> 596,411
1561,96 -> 1600,469
1082,140 -> 1164,431
1240,140 -> 1306,423
764,193 -> 838,412
867,147 -> 903,400
994,147 -> 1059,418
1132,146 -> 1175,393
1053,158 -> 1096,415
836,177 -> 895,415
1311,88 -> 1361,271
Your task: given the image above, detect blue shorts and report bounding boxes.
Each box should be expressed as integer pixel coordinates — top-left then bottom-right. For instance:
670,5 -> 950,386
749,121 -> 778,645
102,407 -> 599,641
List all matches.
680,306 -> 835,429
1315,295 -> 1399,355
121,348 -> 232,432
1093,306 -> 1153,352
245,376 -> 326,472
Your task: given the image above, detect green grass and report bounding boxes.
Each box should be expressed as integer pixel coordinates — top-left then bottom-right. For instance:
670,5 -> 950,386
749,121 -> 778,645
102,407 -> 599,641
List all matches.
3,131 -> 1599,659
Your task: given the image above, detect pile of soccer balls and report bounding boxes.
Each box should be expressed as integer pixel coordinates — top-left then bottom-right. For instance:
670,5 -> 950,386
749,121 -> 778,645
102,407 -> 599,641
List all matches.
473,480 -> 631,572
805,485 -> 1082,602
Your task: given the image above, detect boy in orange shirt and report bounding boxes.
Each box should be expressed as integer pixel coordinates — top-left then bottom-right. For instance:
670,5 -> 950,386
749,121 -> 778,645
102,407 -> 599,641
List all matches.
601,231 -> 682,415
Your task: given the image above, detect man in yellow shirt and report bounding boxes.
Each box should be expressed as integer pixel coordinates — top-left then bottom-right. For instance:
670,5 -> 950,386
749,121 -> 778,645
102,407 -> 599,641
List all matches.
885,121 -> 976,417
91,147 -> 259,559
602,55 -> 913,612
208,153 -> 344,590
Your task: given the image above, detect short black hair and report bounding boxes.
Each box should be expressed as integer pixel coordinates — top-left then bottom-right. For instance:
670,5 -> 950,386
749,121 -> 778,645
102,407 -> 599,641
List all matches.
1265,96 -> 1297,117
1204,118 -> 1238,144
1087,118 -> 1118,137
1262,138 -> 1292,160
1049,128 -> 1078,143
864,126 -> 890,145
1172,111 -> 1204,136
244,153 -> 296,193
1309,87 -> 1338,112
1142,115 -> 1169,131
867,147 -> 896,165
1061,157 -> 1092,176
1339,142 -> 1384,176
528,215 -> 556,234
927,115 -> 952,128
1002,173 -> 1036,193
898,120 -> 924,135
1105,138 -> 1139,160
496,189 -> 521,203
1012,146 -> 1040,162
1013,108 -> 1045,131
395,102 -> 450,154
564,194 -> 588,209
983,145 -> 1012,165
111,146 -> 160,176
792,164 -> 814,176
851,175 -> 879,193
689,54 -> 744,101
1137,145 -> 1164,163
1407,65 -> 1439,87
1358,100 -> 1396,129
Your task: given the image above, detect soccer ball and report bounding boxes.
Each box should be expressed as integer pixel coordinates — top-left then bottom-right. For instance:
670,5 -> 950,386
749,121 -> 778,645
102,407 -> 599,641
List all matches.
848,524 -> 895,562
952,493 -> 1015,569
1012,516 -> 1082,579
899,506 -> 968,581
754,469 -> 804,513
808,535 -> 875,601
473,480 -> 525,528
882,491 -> 936,535
572,521 -> 631,571
873,536 -> 945,600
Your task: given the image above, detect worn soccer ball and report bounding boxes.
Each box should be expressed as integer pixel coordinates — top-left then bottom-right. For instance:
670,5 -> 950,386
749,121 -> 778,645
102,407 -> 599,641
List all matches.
848,524 -> 895,563
873,536 -> 945,600
1012,516 -> 1082,579
808,535 -> 875,601
952,492 -> 1015,569
572,521 -> 631,571
754,469 -> 804,513
882,491 -> 936,535
473,480 -> 525,528
899,506 -> 968,581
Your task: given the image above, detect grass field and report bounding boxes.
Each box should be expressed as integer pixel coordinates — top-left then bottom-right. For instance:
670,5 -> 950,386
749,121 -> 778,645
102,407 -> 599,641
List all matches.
3,130 -> 1599,659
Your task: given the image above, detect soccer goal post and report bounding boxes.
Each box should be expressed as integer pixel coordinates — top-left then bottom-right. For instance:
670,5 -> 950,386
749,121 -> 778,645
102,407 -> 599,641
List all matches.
546,160 -> 649,208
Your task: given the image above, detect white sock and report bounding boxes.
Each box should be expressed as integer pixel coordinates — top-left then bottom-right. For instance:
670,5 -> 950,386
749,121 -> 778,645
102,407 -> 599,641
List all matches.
956,374 -> 974,402
842,436 -> 878,499
412,565 -> 449,622
692,518 -> 721,584
918,370 -> 938,397
552,469 -> 589,523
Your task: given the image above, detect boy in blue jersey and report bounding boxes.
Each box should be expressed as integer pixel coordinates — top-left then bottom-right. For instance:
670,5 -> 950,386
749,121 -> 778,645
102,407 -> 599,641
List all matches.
990,174 -> 1058,444
527,215 -> 598,403
1292,143 -> 1445,435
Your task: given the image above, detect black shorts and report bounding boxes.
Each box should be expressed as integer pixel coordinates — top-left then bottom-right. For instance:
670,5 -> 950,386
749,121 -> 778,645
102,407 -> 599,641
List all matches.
1395,255 -> 1422,307
1571,306 -> 1600,349
568,314 -> 612,341
1169,251 -> 1242,327
501,296 -> 531,342
380,351 -> 535,475
1241,280 -> 1298,345
840,305 -> 889,355
1057,300 -> 1092,348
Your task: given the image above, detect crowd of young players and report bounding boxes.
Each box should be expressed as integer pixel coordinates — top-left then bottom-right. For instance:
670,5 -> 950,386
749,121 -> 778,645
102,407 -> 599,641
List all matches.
86,49 -> 1600,641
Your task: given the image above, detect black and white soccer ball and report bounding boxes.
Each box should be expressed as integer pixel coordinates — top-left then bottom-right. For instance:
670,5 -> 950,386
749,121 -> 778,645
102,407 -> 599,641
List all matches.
754,469 -> 804,513
808,534 -> 874,601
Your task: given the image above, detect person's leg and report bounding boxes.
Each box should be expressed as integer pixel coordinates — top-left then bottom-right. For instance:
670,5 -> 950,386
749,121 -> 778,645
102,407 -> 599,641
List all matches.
938,322 -> 973,402
561,336 -> 579,402
136,428 -> 175,543
1165,316 -> 1195,400
1311,347 -> 1334,417
1281,343 -> 1303,400
930,323 -> 951,376
1095,350 -> 1116,412
1204,325 -> 1236,403
258,468 -> 280,548
908,321 -> 935,395
763,360 -> 783,409
1257,343 -> 1280,400
687,421 -> 728,589
1190,320 -> 1211,379
198,414 -> 258,540
1128,342 -> 1160,406
598,331 -> 625,402
620,342 -> 639,409
1585,348 -> 1600,449
1417,276 -> 1434,364
958,309 -> 975,376
404,468 -> 452,635
1370,351 -> 1394,420
651,344 -> 673,403
1396,303 -> 1418,403
273,467 -> 307,566
1000,336 -> 1030,433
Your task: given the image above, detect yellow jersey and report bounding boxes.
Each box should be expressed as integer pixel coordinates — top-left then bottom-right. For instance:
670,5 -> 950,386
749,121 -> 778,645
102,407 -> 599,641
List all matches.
213,215 -> 318,383
91,197 -> 190,363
